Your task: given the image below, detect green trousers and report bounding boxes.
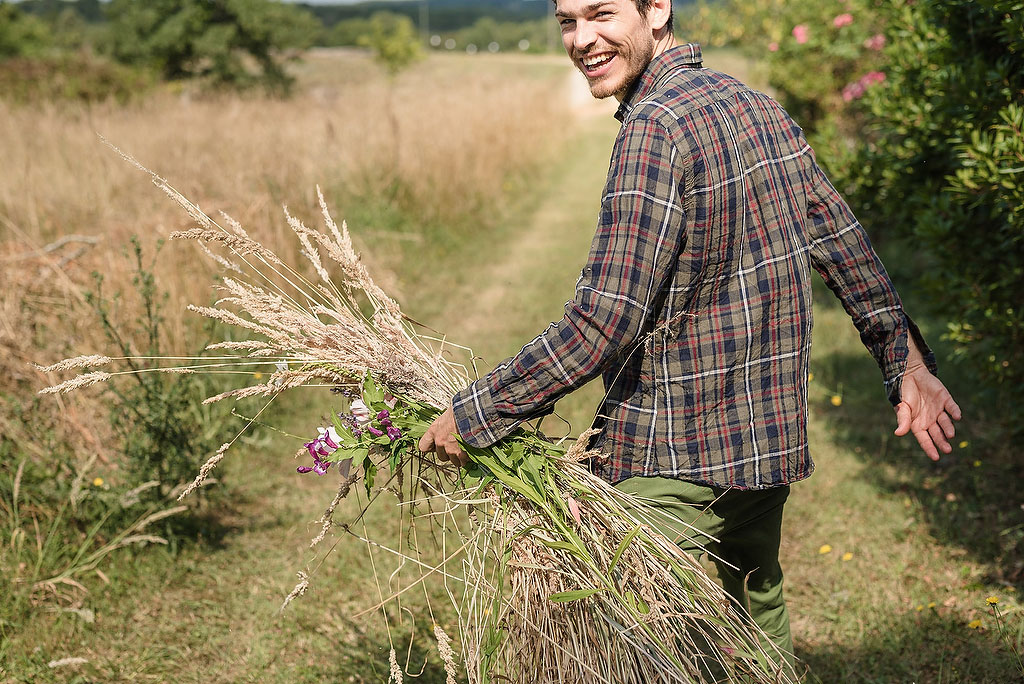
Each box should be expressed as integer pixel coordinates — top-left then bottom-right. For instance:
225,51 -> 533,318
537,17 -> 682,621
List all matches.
614,476 -> 795,672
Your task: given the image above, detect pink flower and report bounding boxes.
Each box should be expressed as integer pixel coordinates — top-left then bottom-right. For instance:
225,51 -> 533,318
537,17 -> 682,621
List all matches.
349,398 -> 371,426
863,33 -> 886,50
792,24 -> 809,44
842,71 -> 885,102
833,13 -> 854,28
842,81 -> 866,102
768,42 -> 779,52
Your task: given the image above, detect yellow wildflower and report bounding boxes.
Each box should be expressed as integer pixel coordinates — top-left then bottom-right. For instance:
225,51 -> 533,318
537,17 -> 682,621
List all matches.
830,395 -> 842,406
253,372 -> 264,380
973,460 -> 982,468
842,552 -> 853,562
808,372 -> 814,381
968,619 -> 982,629
818,544 -> 833,555
986,596 -> 1000,605
927,602 -> 936,609
915,604 -> 924,612
92,477 -> 104,487
959,440 -> 969,449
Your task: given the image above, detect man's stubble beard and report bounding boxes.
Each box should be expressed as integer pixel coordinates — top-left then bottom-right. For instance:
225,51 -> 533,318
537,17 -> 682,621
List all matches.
585,32 -> 656,100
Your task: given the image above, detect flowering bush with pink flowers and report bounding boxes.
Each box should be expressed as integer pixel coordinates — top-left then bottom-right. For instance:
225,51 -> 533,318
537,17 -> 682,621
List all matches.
680,0 -> 892,132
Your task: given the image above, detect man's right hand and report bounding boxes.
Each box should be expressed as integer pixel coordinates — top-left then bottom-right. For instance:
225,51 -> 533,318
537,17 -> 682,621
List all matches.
894,348 -> 962,461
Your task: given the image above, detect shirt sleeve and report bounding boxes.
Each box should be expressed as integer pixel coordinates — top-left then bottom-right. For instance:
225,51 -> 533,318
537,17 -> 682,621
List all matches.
801,147 -> 937,406
452,117 -> 689,447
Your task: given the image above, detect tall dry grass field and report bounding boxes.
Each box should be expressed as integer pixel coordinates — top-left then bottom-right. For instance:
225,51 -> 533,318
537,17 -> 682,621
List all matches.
1,50 -> 566,408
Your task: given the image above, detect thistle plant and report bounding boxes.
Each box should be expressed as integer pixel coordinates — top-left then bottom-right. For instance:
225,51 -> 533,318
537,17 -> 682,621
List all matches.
37,144 -> 799,683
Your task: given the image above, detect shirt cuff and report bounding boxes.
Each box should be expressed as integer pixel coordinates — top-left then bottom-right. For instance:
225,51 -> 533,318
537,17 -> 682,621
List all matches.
451,378 -> 523,448
882,314 -> 938,407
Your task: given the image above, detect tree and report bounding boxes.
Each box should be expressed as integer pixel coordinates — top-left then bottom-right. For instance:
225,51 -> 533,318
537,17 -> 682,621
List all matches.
358,11 -> 421,76
0,2 -> 52,58
104,0 -> 320,93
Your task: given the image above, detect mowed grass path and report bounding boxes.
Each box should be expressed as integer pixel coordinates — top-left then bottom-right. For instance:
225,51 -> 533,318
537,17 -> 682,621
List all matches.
6,54 -> 1019,683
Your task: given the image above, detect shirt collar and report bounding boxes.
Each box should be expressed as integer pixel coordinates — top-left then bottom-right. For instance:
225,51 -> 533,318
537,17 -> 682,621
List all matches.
614,43 -> 703,122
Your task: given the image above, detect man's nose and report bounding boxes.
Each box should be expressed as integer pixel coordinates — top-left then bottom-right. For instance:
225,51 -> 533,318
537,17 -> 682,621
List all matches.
574,19 -> 597,52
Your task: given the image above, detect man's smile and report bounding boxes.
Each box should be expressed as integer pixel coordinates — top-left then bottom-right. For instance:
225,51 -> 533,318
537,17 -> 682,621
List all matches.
580,52 -> 616,77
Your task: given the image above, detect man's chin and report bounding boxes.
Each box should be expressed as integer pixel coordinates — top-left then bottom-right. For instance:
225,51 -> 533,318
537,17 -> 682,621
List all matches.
586,78 -> 620,100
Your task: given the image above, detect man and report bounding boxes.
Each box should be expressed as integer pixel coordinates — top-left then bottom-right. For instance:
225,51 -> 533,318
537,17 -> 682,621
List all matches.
419,0 -> 961,670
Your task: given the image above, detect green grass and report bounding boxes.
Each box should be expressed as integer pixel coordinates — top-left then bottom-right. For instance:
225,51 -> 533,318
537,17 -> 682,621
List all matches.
3,48 -> 1023,683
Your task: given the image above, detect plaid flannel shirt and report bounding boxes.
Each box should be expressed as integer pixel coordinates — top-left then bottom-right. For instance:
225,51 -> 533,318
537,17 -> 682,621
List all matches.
452,44 -> 935,489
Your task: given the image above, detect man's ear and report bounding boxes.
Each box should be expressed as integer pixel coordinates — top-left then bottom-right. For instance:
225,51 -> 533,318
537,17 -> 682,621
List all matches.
646,0 -> 672,33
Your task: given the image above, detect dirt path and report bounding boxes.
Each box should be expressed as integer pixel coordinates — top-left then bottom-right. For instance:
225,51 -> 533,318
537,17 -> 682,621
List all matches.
437,112 -> 620,432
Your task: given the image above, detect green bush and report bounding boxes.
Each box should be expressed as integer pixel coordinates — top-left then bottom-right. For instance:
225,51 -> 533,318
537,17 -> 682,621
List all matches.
698,0 -> 890,132
0,2 -> 52,58
103,0 -> 320,93
85,237 -> 232,504
830,0 -> 1024,423
0,51 -> 153,103
358,11 -> 421,75
0,239 -> 234,632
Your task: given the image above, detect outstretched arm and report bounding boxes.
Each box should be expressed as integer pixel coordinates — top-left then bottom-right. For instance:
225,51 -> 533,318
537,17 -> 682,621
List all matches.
894,337 -> 962,461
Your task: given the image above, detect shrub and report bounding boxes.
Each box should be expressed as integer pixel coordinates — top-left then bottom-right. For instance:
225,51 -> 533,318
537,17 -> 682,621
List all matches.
0,3 -> 52,58
358,11 -> 422,75
0,50 -> 153,103
85,237 -> 233,504
831,0 -> 1024,424
103,0 -> 320,94
696,0 -> 890,132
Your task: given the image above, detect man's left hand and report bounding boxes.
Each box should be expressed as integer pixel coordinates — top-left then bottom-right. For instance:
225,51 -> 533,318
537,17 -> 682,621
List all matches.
418,406 -> 470,468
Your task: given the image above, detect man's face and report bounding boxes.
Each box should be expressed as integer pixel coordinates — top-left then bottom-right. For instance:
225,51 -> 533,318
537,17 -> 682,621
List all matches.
555,0 -> 656,100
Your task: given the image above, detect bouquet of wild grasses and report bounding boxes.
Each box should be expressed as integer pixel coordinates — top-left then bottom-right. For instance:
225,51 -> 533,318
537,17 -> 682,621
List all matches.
39,148 -> 797,683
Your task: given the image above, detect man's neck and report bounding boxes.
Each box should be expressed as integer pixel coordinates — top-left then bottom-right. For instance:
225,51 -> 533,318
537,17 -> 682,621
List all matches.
652,31 -> 679,59
614,32 -> 680,103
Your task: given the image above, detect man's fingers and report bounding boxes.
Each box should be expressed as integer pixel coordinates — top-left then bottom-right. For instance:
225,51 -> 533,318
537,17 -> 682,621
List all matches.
894,402 -> 912,436
912,427 -> 940,461
945,396 -> 962,421
937,412 -> 956,439
927,422 -> 952,454
417,428 -> 435,454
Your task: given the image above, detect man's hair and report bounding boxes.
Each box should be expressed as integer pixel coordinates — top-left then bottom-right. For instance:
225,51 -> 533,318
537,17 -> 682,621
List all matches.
551,1 -> 675,34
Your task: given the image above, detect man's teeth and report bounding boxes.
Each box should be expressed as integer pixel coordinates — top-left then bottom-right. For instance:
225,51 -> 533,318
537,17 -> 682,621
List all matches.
583,54 -> 613,69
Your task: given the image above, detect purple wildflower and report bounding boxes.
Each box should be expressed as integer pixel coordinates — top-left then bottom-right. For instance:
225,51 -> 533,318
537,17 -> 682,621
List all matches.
387,426 -> 401,441
367,425 -> 384,438
376,410 -> 390,421
297,466 -> 314,474
320,429 -> 339,450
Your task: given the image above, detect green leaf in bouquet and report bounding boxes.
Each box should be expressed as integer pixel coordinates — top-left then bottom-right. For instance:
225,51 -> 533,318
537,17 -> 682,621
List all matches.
548,588 -> 603,603
361,373 -> 385,408
609,524 -> 645,576
362,456 -> 377,494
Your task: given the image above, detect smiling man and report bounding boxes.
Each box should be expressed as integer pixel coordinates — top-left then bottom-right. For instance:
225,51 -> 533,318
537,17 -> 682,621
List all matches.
419,0 -> 961,674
